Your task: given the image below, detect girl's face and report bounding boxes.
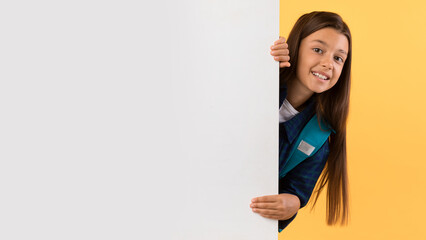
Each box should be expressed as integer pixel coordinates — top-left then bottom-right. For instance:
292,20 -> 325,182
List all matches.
295,28 -> 349,94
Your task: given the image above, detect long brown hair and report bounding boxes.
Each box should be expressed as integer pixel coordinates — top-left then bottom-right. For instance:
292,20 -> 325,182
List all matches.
280,11 -> 352,225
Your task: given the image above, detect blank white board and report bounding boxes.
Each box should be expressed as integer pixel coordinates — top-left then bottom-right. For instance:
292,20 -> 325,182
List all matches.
0,1 -> 279,239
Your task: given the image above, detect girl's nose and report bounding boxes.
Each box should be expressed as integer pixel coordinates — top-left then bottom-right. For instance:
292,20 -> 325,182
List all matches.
320,57 -> 333,70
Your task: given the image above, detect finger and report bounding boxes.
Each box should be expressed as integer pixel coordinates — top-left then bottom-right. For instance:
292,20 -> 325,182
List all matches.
274,37 -> 286,44
252,207 -> 282,219
274,56 -> 290,62
270,49 -> 289,56
280,61 -> 291,68
271,43 -> 288,50
259,213 -> 281,220
250,202 -> 278,210
252,195 -> 279,203
252,208 -> 280,216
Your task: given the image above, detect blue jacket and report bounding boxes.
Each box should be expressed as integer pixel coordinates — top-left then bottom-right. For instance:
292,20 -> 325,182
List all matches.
278,84 -> 330,231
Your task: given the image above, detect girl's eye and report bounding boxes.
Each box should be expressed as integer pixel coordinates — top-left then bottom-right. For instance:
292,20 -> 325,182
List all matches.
313,48 -> 323,54
335,56 -> 344,62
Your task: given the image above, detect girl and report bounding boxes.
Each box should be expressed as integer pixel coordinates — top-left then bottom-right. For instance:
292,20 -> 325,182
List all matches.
249,11 -> 352,232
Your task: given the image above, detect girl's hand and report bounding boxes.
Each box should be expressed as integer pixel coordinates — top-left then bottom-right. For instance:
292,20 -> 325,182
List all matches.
270,37 -> 291,68
250,193 -> 300,220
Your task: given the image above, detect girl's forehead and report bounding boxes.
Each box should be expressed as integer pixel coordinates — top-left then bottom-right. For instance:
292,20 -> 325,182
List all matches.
303,28 -> 349,53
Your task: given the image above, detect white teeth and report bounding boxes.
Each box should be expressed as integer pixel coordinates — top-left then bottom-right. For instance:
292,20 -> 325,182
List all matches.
312,72 -> 329,80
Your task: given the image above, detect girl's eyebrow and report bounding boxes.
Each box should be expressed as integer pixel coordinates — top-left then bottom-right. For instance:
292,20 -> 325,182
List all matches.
312,39 -> 348,56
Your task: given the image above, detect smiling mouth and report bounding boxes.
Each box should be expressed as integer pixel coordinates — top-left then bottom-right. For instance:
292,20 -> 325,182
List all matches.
312,71 -> 330,80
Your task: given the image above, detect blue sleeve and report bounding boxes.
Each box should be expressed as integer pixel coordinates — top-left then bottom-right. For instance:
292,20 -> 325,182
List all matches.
279,140 -> 329,209
278,141 -> 329,231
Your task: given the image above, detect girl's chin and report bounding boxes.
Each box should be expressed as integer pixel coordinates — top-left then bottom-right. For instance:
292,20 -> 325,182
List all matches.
309,79 -> 335,93
309,85 -> 331,94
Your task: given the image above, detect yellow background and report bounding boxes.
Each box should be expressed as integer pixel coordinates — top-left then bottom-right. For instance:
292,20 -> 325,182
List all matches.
279,0 -> 426,239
